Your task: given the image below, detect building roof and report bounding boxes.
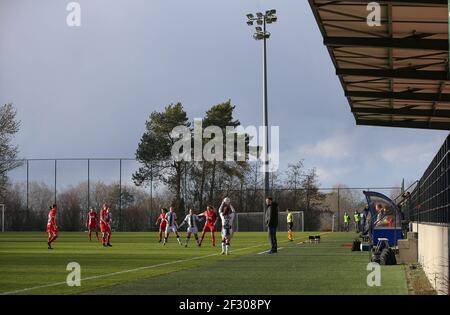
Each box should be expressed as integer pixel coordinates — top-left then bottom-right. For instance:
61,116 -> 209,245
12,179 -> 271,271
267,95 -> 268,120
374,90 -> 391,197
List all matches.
309,0 -> 450,130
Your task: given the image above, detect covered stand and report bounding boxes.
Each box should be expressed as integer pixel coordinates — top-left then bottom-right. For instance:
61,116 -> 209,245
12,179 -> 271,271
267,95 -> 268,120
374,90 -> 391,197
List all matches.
363,191 -> 402,247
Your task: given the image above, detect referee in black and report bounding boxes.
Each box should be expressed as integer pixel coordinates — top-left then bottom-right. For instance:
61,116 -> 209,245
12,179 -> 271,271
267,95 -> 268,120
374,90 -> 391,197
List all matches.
265,196 -> 278,254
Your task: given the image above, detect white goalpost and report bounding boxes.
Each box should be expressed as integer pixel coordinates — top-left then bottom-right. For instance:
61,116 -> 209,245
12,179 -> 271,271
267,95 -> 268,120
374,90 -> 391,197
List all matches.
234,211 -> 304,232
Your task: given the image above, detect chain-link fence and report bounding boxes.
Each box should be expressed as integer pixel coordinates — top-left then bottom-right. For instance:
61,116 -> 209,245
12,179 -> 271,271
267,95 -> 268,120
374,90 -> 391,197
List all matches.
0,158 -> 401,232
403,134 -> 449,225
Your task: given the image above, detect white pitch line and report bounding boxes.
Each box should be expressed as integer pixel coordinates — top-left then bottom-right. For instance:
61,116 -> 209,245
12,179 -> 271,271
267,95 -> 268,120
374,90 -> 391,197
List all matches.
257,232 -> 331,254
1,241 -> 271,295
257,247 -> 285,255
297,232 -> 331,245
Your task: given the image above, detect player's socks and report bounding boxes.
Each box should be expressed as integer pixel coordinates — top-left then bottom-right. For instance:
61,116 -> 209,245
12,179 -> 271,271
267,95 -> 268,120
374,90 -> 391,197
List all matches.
225,244 -> 230,255
176,236 -> 182,246
163,237 -> 167,245
96,232 -> 100,241
185,236 -> 190,247
199,232 -> 205,244
221,242 -> 225,255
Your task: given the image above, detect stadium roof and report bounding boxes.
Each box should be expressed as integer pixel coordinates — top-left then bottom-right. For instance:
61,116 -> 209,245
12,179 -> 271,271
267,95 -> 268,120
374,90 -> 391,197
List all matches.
309,0 -> 450,130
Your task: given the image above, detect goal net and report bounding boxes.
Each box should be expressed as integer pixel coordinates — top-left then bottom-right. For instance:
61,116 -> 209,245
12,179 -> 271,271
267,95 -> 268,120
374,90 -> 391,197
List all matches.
235,211 -> 304,232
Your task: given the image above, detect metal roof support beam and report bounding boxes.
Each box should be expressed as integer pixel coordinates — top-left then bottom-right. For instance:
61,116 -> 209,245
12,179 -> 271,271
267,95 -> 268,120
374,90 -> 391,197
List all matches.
356,119 -> 450,130
345,90 -> 450,102
324,37 -> 448,50
316,0 -> 447,5
337,68 -> 449,80
352,107 -> 450,117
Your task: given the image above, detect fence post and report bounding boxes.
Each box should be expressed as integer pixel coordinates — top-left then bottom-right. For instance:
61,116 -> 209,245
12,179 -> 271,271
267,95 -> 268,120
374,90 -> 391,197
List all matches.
119,159 -> 122,231
87,159 -> 90,210
337,187 -> 340,232
54,160 -> 57,204
150,165 -> 153,220
26,159 -> 29,210
301,211 -> 304,232
416,179 -> 420,233
1,204 -> 4,232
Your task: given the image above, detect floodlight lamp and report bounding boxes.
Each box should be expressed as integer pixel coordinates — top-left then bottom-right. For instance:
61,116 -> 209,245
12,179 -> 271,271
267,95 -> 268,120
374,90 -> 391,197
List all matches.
266,18 -> 273,24
247,20 -> 254,26
255,26 -> 262,32
256,12 -> 263,18
270,9 -> 276,15
246,13 -> 254,19
271,16 -> 278,22
253,33 -> 264,40
257,19 -> 263,25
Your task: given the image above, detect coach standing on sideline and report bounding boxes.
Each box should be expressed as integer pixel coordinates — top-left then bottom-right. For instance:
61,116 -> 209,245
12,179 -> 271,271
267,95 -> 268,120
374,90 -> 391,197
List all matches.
265,197 -> 278,254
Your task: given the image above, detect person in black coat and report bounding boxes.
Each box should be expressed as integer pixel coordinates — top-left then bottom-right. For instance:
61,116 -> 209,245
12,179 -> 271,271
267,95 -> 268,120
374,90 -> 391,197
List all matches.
265,196 -> 278,254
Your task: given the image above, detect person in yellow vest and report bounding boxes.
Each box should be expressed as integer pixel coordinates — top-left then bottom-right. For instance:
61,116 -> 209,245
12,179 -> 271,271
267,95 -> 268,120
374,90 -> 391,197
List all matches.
287,209 -> 294,241
353,211 -> 361,233
343,212 -> 350,232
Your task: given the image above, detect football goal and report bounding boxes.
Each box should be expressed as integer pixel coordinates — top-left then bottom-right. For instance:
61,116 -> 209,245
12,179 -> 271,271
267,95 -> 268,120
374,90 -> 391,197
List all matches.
235,211 -> 304,232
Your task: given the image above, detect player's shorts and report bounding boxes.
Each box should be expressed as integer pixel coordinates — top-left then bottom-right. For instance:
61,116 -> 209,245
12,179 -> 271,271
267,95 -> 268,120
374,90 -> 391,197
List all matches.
288,222 -> 293,230
221,227 -> 233,239
165,225 -> 178,233
88,223 -> 97,230
159,222 -> 167,231
100,223 -> 108,233
187,227 -> 198,234
47,224 -> 57,234
203,223 -> 215,232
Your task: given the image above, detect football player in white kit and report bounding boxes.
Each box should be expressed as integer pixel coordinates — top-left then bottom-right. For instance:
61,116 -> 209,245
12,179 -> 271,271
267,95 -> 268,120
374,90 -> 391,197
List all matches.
218,197 -> 236,255
163,207 -> 183,246
178,208 -> 203,247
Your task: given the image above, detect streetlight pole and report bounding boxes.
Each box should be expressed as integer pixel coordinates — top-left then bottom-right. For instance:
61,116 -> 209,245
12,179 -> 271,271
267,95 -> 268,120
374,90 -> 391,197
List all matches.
246,9 -> 277,210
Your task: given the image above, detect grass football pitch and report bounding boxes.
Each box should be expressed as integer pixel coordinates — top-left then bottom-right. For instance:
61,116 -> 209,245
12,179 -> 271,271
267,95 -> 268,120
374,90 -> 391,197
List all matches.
0,231 -> 408,295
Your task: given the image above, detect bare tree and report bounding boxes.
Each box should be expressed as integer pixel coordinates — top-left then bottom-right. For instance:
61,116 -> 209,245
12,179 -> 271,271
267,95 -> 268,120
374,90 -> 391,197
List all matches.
0,104 -> 22,195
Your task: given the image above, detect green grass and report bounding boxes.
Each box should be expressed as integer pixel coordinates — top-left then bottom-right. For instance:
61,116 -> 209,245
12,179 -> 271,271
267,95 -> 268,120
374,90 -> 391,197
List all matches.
0,231 -> 408,295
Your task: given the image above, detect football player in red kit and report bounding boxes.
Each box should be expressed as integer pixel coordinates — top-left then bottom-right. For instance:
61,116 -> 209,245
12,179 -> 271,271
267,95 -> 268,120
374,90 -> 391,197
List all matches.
99,204 -> 111,247
87,207 -> 99,241
198,205 -> 218,247
155,208 -> 167,243
46,204 -> 58,249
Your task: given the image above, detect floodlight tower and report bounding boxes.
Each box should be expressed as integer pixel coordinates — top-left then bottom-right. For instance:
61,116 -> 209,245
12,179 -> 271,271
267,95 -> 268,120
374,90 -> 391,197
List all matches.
246,9 -> 277,206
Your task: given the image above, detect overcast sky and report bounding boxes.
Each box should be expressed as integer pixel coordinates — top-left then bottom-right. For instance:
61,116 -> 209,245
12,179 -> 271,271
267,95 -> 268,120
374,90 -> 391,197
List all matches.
1,0 -> 448,189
